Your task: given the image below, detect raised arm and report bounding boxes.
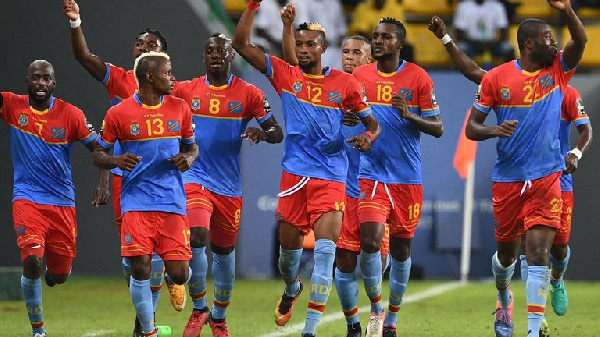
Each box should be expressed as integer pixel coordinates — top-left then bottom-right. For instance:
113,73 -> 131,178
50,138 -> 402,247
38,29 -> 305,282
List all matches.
281,4 -> 298,66
549,0 -> 587,69
63,0 -> 107,81
428,15 -> 486,84
232,0 -> 268,73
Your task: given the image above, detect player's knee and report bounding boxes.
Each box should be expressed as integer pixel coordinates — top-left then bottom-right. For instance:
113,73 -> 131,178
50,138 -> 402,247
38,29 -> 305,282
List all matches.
527,247 -> 551,266
50,273 -> 69,284
497,253 -> 517,268
550,244 -> 568,261
130,262 -> 151,280
190,227 -> 209,248
22,255 -> 43,279
361,237 -> 381,254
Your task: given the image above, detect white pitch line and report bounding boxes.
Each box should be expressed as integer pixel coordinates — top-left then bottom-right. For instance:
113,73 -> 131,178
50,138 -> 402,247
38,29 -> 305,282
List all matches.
81,329 -> 117,337
259,281 -> 466,337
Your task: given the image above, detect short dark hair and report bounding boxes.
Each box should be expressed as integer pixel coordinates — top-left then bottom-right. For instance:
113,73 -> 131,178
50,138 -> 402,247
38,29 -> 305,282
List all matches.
516,18 -> 547,50
296,22 -> 327,45
378,17 -> 406,40
134,52 -> 170,84
136,28 -> 168,52
345,35 -> 371,47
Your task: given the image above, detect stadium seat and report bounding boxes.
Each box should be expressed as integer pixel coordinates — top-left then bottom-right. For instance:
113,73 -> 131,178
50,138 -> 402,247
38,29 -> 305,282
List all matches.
403,0 -> 455,16
563,25 -> 600,67
578,7 -> 600,20
404,24 -> 451,67
222,0 -> 247,14
512,0 -> 554,18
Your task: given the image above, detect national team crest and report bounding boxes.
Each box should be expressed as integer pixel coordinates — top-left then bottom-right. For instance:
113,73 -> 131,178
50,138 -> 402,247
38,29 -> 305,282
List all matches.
51,127 -> 66,139
399,88 -> 414,101
228,101 -> 243,114
500,87 -> 510,100
130,123 -> 140,136
191,98 -> 201,111
167,120 -> 181,132
539,74 -> 555,89
292,80 -> 303,93
18,114 -> 29,126
328,91 -> 342,103
124,234 -> 132,244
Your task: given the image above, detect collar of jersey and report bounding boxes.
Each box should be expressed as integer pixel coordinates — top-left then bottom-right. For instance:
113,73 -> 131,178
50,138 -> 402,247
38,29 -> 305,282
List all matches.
134,93 -> 164,109
205,74 -> 234,90
29,96 -> 56,115
377,60 -> 406,77
301,67 -> 332,79
513,59 -> 541,76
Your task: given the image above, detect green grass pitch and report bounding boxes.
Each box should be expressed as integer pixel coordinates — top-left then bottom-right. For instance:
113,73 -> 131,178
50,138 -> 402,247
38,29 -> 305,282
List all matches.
1,278 -> 598,336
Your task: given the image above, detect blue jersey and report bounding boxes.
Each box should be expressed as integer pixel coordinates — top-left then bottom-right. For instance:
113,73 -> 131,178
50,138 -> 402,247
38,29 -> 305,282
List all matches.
342,122 -> 365,198
474,53 -> 575,182
98,94 -> 195,215
0,92 -> 96,206
172,75 -> 272,197
353,61 -> 441,184
264,55 -> 372,183
559,85 -> 590,191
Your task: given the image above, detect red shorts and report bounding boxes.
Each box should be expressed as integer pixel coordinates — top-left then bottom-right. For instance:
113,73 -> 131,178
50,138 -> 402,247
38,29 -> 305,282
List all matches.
185,183 -> 242,247
338,196 -> 390,255
121,211 -> 192,261
358,179 -> 423,239
554,191 -> 573,245
113,174 -> 123,234
13,199 -> 77,274
492,172 -> 562,242
276,171 -> 346,235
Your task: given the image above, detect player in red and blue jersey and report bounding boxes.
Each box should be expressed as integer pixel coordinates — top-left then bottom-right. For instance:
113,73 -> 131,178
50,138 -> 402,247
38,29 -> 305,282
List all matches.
234,2 -> 381,335
1,60 -> 97,337
465,1 -> 587,335
93,52 -> 198,337
429,15 -> 593,335
174,33 -> 283,337
350,18 -> 444,337
63,1 -> 185,333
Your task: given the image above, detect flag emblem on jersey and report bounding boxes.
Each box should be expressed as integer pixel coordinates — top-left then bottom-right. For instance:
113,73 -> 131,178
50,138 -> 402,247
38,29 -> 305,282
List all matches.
191,98 -> 201,110
51,127 -> 66,139
359,191 -> 366,200
124,234 -> 132,244
328,91 -> 342,103
228,101 -> 243,114
501,87 -> 510,100
167,120 -> 180,132
293,80 -> 303,93
399,88 -> 414,100
18,114 -> 29,126
130,123 -> 140,136
16,226 -> 25,235
539,74 -> 555,89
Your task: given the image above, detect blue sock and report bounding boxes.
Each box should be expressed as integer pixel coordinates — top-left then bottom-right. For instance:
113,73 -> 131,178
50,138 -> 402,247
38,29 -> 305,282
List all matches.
383,254 -> 391,273
384,257 -> 411,327
21,276 -> 44,334
122,257 -> 132,281
130,278 -> 155,334
492,252 -> 515,308
520,254 -> 528,283
211,251 -> 235,320
527,266 -> 550,337
360,250 -> 383,314
150,252 -> 164,312
334,268 -> 359,325
303,239 -> 336,335
278,247 -> 302,297
189,246 -> 208,310
550,246 -> 570,287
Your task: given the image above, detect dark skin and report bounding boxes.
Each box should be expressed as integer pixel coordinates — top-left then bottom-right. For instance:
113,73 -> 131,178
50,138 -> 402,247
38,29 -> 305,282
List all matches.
12,61 -> 99,282
464,0 -> 588,267
64,0 -> 165,207
93,58 -> 198,282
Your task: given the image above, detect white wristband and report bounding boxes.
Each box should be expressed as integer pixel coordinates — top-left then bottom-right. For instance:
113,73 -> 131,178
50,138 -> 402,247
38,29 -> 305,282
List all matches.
568,148 -> 583,160
441,34 -> 452,45
70,15 -> 81,28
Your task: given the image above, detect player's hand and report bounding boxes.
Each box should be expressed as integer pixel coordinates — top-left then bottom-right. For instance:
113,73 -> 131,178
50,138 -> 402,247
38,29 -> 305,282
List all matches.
241,127 -> 266,145
281,4 -> 296,25
116,153 -> 141,171
342,112 -> 361,127
63,0 -> 80,20
428,15 -> 447,39
392,94 -> 413,119
495,120 -> 518,138
91,183 -> 110,207
168,153 -> 195,172
547,0 -> 571,11
564,153 -> 579,174
346,133 -> 372,152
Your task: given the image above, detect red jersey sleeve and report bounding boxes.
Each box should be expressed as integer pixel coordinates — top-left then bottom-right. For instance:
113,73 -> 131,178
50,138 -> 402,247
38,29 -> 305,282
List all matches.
0,92 -> 16,124
264,55 -> 293,96
98,109 -> 119,149
474,71 -> 497,114
248,86 -> 272,124
69,107 -> 97,144
562,86 -> 590,126
343,76 -> 371,118
180,103 -> 195,145
555,51 -> 576,89
417,72 -> 441,117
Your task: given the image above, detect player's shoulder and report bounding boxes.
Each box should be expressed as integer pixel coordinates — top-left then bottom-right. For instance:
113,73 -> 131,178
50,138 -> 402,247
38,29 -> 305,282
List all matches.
1,92 -> 26,103
231,76 -> 265,97
481,60 -> 515,82
164,95 -> 190,111
175,76 -> 205,88
53,97 -> 84,115
401,61 -> 433,80
564,84 -> 579,97
352,62 -> 377,76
